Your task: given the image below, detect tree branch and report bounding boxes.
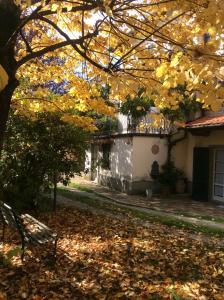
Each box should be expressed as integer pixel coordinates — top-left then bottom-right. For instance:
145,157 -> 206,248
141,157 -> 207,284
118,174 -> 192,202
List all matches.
4,0 -> 51,51
112,11 -> 187,70
16,27 -> 105,70
19,30 -> 33,54
21,13 -> 111,73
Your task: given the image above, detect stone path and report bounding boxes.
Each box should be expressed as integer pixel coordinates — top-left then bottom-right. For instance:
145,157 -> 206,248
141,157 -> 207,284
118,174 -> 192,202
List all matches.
70,177 -> 224,218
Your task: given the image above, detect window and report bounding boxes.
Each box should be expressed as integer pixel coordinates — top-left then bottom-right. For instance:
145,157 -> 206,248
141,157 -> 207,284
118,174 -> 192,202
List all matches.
101,143 -> 111,169
213,149 -> 224,200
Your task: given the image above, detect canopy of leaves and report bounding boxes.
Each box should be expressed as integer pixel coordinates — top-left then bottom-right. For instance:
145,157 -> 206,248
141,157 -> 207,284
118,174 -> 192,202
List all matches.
120,89 -> 154,120
95,116 -> 118,134
161,85 -> 202,124
1,0 -> 224,132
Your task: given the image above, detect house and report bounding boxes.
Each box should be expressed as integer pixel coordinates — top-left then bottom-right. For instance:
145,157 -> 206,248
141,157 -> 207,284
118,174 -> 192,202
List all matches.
174,110 -> 224,202
86,106 -> 224,202
85,109 -> 172,195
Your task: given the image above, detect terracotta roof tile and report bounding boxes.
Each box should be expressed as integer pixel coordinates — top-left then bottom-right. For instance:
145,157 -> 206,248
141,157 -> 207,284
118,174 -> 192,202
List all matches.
186,115 -> 224,128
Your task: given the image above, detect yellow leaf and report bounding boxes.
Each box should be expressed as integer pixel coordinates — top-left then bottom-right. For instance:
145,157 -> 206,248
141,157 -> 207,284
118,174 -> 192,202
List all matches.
156,63 -> 168,78
51,3 -> 59,12
66,3 -> 73,11
170,52 -> 183,67
0,65 -> 9,91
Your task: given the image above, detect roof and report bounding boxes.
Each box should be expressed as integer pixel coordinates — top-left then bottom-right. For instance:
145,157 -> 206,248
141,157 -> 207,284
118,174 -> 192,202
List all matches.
92,132 -> 168,142
186,115 -> 224,129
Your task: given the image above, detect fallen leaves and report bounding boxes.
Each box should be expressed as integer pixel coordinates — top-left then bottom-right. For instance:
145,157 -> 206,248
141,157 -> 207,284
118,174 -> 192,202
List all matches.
0,207 -> 224,299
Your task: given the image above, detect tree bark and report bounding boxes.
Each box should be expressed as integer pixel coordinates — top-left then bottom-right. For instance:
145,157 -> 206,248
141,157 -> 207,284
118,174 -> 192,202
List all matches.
0,81 -> 18,149
166,129 -> 187,164
0,0 -> 21,151
53,172 -> 57,211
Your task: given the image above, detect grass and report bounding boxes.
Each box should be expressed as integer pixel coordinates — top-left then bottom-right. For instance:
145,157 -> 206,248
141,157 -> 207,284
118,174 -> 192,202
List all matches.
69,183 -> 94,193
69,183 -> 224,224
58,188 -> 224,237
174,210 -> 224,224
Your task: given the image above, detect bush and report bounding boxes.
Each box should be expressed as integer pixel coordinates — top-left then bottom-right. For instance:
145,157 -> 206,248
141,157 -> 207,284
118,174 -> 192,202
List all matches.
0,112 -> 89,212
158,161 -> 184,190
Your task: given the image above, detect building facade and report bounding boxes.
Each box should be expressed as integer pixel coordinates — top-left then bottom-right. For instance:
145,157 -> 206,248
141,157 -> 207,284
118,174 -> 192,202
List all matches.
86,108 -> 224,201
86,109 -> 170,194
174,112 -> 224,202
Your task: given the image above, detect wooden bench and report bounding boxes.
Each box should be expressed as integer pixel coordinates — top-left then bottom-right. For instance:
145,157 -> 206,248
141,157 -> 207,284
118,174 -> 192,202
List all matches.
0,201 -> 58,261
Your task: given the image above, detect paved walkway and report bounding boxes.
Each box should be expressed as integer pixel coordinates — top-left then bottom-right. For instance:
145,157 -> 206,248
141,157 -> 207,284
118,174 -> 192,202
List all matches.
60,177 -> 224,232
70,177 -> 224,219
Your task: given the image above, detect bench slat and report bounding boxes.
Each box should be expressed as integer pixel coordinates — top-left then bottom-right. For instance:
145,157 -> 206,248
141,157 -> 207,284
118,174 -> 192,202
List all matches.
0,202 -> 57,245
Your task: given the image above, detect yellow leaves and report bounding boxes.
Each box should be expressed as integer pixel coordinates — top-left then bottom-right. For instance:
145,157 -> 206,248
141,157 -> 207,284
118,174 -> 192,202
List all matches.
61,114 -> 97,132
150,113 -> 165,128
155,63 -> 169,79
51,3 -> 59,12
136,106 -> 143,111
102,0 -> 114,16
11,0 -> 224,125
170,52 -> 183,67
208,26 -> 216,36
156,53 -> 184,91
0,65 -> 9,91
0,292 -> 7,300
2,201 -> 224,299
65,3 -> 73,12
210,100 -> 222,112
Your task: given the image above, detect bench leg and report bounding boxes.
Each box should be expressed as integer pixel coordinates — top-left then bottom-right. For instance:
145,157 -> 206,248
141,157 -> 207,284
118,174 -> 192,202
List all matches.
21,238 -> 25,262
53,238 -> 58,261
2,222 -> 6,242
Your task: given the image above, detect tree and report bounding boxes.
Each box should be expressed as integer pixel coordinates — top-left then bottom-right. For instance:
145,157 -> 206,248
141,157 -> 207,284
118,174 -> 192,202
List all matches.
0,0 -> 224,152
154,87 -> 201,191
160,85 -> 202,163
120,89 -> 154,131
1,112 -> 88,211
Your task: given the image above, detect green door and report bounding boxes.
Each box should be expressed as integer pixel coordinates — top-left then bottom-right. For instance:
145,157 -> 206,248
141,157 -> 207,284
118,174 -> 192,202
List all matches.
192,147 -> 209,201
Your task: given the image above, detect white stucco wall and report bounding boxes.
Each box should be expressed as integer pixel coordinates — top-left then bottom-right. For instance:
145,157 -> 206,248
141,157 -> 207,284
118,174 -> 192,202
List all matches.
117,113 -> 128,133
132,136 -> 167,181
85,148 -> 91,171
100,137 -> 133,180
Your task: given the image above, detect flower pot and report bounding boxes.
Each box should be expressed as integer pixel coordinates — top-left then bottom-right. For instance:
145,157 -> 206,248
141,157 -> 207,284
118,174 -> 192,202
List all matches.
161,185 -> 171,196
145,188 -> 152,199
175,178 -> 186,194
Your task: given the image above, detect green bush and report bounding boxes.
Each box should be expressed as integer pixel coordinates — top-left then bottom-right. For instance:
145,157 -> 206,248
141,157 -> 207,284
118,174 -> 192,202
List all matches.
0,112 -> 89,212
158,161 -> 184,189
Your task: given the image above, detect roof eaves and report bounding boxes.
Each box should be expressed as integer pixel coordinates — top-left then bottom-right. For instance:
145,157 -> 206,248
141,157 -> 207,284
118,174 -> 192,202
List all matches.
187,123 -> 224,129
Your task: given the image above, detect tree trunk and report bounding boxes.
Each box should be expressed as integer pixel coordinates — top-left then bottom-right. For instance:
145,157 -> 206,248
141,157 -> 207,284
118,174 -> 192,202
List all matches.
53,172 -> 57,211
0,81 -> 18,204
0,0 -> 21,151
166,129 -> 187,164
0,81 -> 18,149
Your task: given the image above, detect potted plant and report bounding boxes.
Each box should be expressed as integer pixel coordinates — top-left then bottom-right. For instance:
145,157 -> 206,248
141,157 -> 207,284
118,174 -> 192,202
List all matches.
175,169 -> 186,194
157,161 -> 181,196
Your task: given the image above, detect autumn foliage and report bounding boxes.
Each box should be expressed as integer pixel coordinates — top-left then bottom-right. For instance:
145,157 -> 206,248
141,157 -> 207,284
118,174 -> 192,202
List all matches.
0,0 -> 224,145
1,207 -> 224,299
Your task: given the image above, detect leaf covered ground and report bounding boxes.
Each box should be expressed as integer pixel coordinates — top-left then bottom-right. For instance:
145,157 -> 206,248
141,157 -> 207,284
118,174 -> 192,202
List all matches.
0,207 -> 224,300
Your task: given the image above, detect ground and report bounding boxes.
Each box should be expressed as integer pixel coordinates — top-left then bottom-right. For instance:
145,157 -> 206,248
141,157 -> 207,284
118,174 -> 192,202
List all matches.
69,177 -> 224,219
1,202 -> 224,300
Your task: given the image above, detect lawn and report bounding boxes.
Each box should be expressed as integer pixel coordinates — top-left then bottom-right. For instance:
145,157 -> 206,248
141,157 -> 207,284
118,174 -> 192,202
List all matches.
1,206 -> 224,300
58,188 -> 224,237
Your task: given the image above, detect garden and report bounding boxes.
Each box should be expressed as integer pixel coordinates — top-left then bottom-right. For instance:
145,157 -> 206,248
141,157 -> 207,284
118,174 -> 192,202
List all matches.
1,1 -> 224,299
